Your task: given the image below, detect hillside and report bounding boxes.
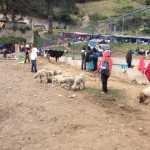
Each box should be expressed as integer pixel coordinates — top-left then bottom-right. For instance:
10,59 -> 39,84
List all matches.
74,0 -> 150,36
76,0 -> 145,17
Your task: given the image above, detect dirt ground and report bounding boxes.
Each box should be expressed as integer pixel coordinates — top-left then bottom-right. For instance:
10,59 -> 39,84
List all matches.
0,56 -> 150,150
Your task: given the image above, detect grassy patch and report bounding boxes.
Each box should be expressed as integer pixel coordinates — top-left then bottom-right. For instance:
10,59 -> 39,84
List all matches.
111,43 -> 150,53
83,87 -> 126,99
108,88 -> 127,99
83,87 -> 100,95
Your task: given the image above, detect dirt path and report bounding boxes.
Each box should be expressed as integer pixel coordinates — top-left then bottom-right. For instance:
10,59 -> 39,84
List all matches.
0,57 -> 150,150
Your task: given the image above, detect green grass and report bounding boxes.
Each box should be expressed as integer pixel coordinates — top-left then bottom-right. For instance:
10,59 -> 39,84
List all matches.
76,0 -> 143,17
111,43 -> 150,53
83,87 -> 127,99
109,88 -> 127,99
84,87 -> 100,95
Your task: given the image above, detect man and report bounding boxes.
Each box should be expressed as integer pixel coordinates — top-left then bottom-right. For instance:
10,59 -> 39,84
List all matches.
30,45 -> 38,72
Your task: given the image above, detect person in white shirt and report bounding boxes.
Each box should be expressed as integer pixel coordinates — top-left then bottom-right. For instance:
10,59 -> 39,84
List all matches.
30,46 -> 38,72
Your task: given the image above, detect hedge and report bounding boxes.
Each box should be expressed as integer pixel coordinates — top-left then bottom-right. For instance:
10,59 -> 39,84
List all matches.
0,37 -> 26,45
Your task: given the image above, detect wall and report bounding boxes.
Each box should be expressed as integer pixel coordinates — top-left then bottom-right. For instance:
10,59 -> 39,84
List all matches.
0,29 -> 34,43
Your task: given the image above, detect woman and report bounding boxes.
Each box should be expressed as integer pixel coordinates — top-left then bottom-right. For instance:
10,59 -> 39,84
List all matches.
94,50 -> 113,94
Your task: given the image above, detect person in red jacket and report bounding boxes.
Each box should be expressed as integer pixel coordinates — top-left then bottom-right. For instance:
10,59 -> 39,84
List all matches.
145,63 -> 150,82
94,50 -> 113,94
138,55 -> 145,74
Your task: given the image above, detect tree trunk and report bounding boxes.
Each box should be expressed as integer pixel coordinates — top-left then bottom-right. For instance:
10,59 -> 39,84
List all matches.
47,0 -> 53,33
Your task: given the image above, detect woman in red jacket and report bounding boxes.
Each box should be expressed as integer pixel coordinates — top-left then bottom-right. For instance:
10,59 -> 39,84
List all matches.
94,50 -> 113,94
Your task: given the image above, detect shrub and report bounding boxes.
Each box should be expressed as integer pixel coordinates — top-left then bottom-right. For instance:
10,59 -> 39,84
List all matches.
89,13 -> 107,23
19,27 -> 26,34
145,0 -> 150,5
12,25 -> 17,31
142,27 -> 150,34
0,37 -> 26,44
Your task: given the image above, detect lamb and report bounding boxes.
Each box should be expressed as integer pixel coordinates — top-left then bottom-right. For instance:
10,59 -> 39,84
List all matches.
138,86 -> 150,104
34,69 -> 61,83
71,74 -> 86,91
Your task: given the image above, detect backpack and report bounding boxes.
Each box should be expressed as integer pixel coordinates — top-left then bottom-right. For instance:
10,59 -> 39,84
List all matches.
99,58 -> 109,75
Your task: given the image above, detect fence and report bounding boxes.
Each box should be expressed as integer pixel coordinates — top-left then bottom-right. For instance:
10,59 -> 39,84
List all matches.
37,6 -> 150,59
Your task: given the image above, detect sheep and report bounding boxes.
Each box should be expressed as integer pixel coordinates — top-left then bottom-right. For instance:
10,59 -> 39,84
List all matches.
34,69 -> 61,83
138,86 -> 150,104
71,74 -> 86,91
51,75 -> 75,89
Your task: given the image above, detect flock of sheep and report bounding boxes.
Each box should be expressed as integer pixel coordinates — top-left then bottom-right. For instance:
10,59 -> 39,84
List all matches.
33,68 -> 86,91
33,68 -> 150,106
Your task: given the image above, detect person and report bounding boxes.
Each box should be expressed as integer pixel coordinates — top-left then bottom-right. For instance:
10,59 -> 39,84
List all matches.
81,47 -> 86,70
68,41 -> 71,47
126,49 -> 132,68
24,47 -> 30,63
138,55 -> 145,74
3,47 -> 7,60
21,42 -> 25,52
90,47 -> 99,71
58,37 -> 62,46
85,46 -> 93,71
30,45 -> 38,72
145,63 -> 150,82
94,50 -> 112,94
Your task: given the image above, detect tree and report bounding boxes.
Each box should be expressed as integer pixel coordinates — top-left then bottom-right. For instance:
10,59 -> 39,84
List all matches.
145,0 -> 150,5
44,0 -> 75,33
0,0 -> 31,22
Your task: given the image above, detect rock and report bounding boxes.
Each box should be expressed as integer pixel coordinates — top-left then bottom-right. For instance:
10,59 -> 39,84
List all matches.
139,127 -> 144,131
68,94 -> 77,98
118,103 -> 125,108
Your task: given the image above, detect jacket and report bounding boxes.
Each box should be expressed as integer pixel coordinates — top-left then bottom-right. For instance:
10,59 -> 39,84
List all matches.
96,50 -> 113,74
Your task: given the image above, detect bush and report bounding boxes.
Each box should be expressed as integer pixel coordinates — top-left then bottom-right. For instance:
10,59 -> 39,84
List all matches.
145,0 -> 150,5
19,27 -> 26,34
0,37 -> 26,44
12,25 -> 17,31
114,5 -> 136,14
142,27 -> 150,34
89,13 -> 107,23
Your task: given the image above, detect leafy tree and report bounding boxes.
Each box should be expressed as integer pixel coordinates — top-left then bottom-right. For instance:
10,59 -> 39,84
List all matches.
44,0 -> 76,32
0,0 -> 31,22
145,0 -> 150,5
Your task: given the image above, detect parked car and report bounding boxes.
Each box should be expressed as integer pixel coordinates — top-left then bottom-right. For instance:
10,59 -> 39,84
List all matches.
88,39 -> 112,56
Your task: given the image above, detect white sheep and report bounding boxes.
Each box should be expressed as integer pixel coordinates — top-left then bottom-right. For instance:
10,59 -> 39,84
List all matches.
34,69 -> 58,83
138,86 -> 150,104
51,75 -> 75,89
71,74 -> 86,91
